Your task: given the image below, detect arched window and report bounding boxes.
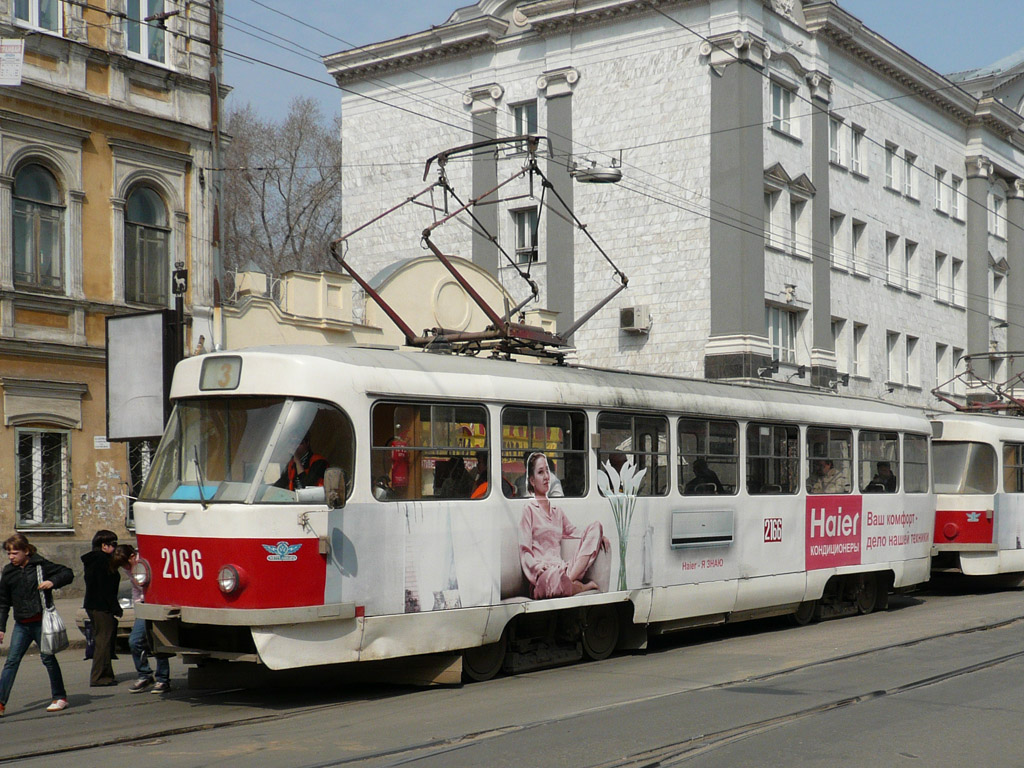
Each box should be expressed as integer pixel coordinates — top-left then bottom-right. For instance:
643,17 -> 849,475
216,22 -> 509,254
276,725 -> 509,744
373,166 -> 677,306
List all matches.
125,185 -> 170,305
13,163 -> 64,292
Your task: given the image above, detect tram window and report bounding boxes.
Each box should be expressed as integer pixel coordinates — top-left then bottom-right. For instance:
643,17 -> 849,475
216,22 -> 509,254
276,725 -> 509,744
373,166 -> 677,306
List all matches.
859,431 -> 899,493
501,408 -> 586,498
678,418 -> 738,495
933,441 -> 997,494
371,402 -> 487,501
1004,443 -> 1024,493
596,412 -> 669,496
746,423 -> 799,495
806,427 -> 853,494
904,434 -> 930,493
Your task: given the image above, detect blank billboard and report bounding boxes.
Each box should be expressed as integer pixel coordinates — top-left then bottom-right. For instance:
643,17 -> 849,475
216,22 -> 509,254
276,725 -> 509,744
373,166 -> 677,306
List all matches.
106,311 -> 175,441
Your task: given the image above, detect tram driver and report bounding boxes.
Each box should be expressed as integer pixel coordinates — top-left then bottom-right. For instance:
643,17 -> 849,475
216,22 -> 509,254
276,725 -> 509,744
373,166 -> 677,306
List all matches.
274,432 -> 328,491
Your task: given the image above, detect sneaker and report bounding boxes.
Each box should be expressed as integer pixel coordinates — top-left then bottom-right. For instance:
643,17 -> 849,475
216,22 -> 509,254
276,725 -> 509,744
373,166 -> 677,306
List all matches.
46,699 -> 68,713
129,677 -> 154,693
0,702 -> 5,716
151,681 -> 171,694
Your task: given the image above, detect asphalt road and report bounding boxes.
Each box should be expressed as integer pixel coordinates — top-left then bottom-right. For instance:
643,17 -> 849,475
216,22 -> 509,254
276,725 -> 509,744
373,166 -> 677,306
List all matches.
2,578 -> 1022,768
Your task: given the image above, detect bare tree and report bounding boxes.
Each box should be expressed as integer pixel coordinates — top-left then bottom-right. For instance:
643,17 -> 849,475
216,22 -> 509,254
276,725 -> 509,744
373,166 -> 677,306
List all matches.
222,97 -> 344,278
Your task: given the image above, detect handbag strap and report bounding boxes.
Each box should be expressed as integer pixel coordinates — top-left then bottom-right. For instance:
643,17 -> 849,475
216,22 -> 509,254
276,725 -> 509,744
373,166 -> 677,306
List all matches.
36,564 -> 47,612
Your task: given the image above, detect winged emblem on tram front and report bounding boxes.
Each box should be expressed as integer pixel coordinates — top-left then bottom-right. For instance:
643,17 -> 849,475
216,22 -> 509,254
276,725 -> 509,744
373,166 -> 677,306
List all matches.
263,541 -> 302,561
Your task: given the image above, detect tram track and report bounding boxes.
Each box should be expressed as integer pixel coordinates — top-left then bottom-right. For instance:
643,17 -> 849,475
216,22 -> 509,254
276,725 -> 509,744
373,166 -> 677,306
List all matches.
6,610 -> 1024,766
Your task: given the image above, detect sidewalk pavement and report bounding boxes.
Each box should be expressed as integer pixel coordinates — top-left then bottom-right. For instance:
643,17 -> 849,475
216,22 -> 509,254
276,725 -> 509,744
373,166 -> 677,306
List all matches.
0,598 -> 91,655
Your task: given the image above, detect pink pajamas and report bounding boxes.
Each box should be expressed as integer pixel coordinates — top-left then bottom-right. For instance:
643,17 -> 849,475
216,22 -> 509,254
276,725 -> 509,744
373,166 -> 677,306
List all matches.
519,500 -> 604,599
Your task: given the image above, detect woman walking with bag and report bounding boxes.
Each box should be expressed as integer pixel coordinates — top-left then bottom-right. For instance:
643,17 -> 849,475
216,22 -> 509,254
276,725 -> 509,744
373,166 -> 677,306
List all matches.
0,533 -> 74,714
82,530 -> 121,687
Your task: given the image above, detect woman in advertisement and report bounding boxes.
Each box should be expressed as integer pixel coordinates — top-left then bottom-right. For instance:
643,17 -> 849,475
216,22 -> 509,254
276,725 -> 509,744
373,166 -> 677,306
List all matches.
519,452 -> 610,598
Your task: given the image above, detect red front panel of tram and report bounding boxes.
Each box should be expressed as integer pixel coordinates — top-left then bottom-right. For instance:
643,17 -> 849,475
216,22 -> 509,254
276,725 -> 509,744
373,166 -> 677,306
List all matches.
138,535 -> 327,609
933,509 -> 994,545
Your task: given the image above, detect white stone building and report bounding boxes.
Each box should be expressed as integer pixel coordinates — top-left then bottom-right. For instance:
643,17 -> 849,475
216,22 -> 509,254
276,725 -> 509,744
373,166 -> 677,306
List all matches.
324,0 -> 1024,408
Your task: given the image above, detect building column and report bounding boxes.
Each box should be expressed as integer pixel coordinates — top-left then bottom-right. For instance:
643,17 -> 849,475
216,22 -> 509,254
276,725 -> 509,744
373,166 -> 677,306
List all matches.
67,189 -> 85,299
965,156 -> 992,371
807,72 -> 836,388
1007,178 -> 1024,377
111,196 -> 126,304
539,67 -> 578,337
462,84 -> 503,274
704,34 -> 771,379
0,175 -> 12,291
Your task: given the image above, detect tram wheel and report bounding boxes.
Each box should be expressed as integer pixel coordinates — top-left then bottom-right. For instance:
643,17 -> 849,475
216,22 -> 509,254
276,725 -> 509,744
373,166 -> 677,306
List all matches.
854,574 -> 879,615
581,605 -> 620,661
462,633 -> 507,683
791,600 -> 819,626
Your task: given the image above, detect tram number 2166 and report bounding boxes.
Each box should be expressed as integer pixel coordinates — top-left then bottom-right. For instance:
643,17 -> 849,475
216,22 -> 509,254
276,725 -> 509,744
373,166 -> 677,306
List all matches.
161,548 -> 204,580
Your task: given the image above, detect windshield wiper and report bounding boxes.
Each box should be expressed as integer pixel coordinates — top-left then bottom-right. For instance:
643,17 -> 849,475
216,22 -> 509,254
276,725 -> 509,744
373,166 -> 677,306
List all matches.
193,446 -> 209,509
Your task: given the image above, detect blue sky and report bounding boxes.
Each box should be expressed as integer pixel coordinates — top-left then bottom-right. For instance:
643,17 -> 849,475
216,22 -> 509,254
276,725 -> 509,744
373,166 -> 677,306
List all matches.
223,1 -> 1023,117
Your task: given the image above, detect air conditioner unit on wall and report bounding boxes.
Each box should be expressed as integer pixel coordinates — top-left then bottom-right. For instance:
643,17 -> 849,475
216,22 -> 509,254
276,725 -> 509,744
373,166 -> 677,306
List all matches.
620,305 -> 651,333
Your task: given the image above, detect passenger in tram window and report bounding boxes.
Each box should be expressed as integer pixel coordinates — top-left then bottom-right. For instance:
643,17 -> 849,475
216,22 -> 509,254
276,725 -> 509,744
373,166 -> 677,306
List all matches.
515,450 -> 564,498
869,461 -> 898,493
807,458 -> 851,494
274,433 -> 327,491
438,456 -> 474,498
519,452 -> 610,599
684,458 -> 725,495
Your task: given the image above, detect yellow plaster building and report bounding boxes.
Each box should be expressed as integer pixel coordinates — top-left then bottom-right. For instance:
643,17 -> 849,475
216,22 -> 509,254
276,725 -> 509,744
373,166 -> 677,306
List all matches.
0,0 -> 220,580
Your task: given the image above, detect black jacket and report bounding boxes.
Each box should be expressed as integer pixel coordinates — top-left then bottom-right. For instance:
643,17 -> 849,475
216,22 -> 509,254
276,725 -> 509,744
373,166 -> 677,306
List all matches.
0,554 -> 74,631
81,549 -> 122,616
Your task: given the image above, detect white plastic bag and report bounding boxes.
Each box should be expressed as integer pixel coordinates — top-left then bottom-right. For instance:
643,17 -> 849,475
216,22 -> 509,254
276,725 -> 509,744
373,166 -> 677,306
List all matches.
37,565 -> 69,655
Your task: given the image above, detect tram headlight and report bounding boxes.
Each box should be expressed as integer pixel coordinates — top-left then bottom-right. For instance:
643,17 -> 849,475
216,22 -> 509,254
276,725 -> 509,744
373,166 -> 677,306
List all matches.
217,564 -> 248,595
131,558 -> 151,588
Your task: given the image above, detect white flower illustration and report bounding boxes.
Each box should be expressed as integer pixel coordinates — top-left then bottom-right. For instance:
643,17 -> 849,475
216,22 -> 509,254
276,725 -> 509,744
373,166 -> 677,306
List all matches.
598,457 -> 647,591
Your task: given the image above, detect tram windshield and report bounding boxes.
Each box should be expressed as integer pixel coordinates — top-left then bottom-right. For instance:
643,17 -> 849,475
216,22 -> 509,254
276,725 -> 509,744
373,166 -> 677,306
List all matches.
932,441 -> 997,494
140,397 -> 354,504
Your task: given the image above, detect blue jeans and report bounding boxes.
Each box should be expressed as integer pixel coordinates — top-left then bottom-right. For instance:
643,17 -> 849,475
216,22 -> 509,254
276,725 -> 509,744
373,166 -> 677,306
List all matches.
129,618 -> 169,683
0,620 -> 66,705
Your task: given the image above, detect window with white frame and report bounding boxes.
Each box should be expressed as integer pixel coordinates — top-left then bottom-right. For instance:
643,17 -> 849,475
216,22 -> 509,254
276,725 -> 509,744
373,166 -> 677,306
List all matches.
764,189 -> 781,249
513,100 -> 538,138
125,185 -> 170,305
990,192 -> 1006,238
903,151 -> 918,198
850,126 -> 865,174
885,143 -> 899,190
832,318 -> 847,373
935,251 -> 950,303
934,167 -> 949,213
770,82 -> 795,135
991,269 -> 1007,321
766,305 -> 799,364
951,256 -> 964,306
851,219 -> 866,273
512,207 -> 538,264
16,427 -> 70,528
886,331 -> 900,384
905,240 -> 918,293
853,322 -> 868,377
885,233 -> 899,285
127,0 -> 168,64
14,0 -> 60,32
952,347 -> 965,396
829,118 -> 844,165
789,196 -> 807,257
906,335 -> 919,388
13,163 -> 64,293
951,176 -> 963,219
935,343 -> 949,390
830,211 -> 845,268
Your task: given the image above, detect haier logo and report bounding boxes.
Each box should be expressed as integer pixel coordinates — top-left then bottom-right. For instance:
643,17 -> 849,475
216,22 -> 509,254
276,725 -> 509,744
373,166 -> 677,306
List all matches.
806,496 -> 862,570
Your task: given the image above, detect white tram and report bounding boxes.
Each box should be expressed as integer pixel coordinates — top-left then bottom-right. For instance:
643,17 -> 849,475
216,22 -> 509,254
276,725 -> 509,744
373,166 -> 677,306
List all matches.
932,412 -> 1024,577
131,346 -> 934,680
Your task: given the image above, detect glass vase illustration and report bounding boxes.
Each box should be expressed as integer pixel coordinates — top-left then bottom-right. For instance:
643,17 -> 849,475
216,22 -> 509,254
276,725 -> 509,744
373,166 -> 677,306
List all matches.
597,457 -> 646,592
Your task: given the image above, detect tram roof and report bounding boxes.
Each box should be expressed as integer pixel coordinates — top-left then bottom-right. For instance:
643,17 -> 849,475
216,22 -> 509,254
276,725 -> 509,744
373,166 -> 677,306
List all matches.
932,410 -> 1024,441
173,346 -> 930,431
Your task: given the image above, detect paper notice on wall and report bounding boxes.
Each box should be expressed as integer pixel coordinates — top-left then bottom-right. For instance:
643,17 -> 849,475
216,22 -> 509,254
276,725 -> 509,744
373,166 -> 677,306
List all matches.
0,40 -> 24,86
94,435 -> 111,450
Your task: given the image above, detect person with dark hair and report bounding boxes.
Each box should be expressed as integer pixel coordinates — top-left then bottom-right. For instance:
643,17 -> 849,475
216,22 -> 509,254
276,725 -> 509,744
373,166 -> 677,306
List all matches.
870,461 -> 898,493
519,452 -> 609,599
684,458 -> 725,495
0,533 -> 74,714
82,529 -> 122,687
275,432 -> 327,491
112,544 -> 171,694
